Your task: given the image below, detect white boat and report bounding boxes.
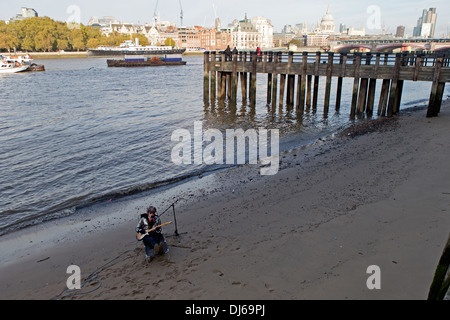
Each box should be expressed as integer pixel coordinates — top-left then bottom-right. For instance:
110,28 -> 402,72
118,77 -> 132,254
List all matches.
0,59 -> 29,74
88,39 -> 186,57
3,54 -> 33,65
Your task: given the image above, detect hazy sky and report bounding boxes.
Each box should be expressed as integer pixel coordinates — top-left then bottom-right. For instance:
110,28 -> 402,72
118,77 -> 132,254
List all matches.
3,0 -> 450,36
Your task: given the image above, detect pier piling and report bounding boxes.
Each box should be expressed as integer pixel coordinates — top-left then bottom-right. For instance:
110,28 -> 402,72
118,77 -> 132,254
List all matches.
324,52 -> 334,114
203,50 -> 449,119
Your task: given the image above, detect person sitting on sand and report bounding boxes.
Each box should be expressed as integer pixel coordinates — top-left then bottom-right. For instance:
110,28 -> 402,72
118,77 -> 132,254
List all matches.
136,206 -> 168,261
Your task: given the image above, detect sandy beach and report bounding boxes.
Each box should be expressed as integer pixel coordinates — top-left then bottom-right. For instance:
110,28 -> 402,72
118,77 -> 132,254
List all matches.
1,101 -> 449,300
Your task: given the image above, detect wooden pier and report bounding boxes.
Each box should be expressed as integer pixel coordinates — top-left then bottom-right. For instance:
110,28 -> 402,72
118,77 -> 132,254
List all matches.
203,51 -> 450,118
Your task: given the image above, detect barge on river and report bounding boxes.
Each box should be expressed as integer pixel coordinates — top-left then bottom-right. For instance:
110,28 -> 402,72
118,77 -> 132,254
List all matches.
107,55 -> 186,67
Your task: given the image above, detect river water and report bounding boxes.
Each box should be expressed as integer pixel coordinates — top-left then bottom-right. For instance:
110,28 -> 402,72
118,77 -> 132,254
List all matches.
0,55 -> 447,235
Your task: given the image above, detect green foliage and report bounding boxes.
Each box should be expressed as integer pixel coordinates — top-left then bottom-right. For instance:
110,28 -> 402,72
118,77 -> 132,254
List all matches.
96,32 -> 149,47
0,16 -> 119,52
165,37 -> 175,47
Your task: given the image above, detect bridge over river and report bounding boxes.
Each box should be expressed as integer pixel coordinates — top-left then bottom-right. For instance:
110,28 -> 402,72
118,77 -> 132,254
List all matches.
329,38 -> 450,53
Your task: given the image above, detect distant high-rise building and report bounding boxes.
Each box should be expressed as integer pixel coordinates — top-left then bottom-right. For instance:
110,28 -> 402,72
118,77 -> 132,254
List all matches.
10,7 -> 38,21
295,22 -> 308,34
87,16 -> 120,28
413,8 -> 437,38
214,18 -> 222,30
396,25 -> 405,38
20,7 -> 38,19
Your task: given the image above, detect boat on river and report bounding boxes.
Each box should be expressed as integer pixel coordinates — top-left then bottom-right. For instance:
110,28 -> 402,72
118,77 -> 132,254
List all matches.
0,55 -> 45,72
89,39 -> 186,57
0,59 -> 29,74
107,54 -> 186,67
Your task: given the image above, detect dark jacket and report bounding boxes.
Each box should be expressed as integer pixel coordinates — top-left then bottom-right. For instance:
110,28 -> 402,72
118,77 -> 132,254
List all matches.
136,214 -> 162,237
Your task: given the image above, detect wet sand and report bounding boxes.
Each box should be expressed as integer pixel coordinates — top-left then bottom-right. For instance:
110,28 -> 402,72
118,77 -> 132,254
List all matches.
1,102 -> 450,300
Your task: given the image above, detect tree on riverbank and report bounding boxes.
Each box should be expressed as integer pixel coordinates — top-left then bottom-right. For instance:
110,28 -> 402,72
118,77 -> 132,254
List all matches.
0,17 -> 148,52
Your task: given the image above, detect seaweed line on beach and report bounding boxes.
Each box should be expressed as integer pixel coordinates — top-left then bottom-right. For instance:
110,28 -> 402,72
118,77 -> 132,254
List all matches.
339,117 -> 399,139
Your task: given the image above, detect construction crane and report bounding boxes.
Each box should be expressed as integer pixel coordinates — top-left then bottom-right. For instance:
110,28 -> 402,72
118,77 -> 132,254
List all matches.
179,0 -> 184,27
153,0 -> 159,25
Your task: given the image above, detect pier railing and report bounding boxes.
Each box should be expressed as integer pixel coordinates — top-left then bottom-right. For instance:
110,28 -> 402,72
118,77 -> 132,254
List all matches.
203,51 -> 450,118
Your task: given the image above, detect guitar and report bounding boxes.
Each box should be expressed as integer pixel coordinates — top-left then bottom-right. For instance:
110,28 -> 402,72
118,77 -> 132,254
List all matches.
136,221 -> 172,241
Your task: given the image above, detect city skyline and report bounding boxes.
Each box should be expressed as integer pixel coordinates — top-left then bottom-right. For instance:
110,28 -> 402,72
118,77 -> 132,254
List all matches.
3,0 -> 449,37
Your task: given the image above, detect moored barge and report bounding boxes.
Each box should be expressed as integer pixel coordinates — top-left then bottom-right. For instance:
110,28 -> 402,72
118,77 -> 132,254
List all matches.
107,55 -> 186,67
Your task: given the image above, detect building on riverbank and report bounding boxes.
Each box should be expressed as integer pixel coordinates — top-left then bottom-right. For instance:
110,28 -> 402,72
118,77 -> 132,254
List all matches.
10,7 -> 38,22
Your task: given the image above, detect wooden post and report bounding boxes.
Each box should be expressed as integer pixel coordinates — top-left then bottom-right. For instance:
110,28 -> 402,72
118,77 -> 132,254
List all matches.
387,53 -> 401,117
366,79 -> 376,116
278,53 -> 286,109
265,52 -> 271,104
335,53 -> 346,112
357,78 -> 368,114
286,52 -> 294,106
241,72 -> 248,103
217,71 -> 221,102
394,80 -> 404,114
287,75 -> 295,106
272,53 -> 278,107
413,54 -> 422,82
217,71 -> 222,101
366,53 -> 378,116
435,82 -> 446,114
231,53 -> 238,104
296,52 -> 308,114
279,74 -> 286,109
250,52 -> 257,107
219,51 -> 226,102
357,54 -> 372,115
267,73 -> 272,104
242,52 -> 248,103
262,51 -> 267,73
378,79 -> 390,117
324,52 -> 334,114
313,76 -> 319,110
393,54 -> 409,114
427,55 -> 444,118
203,52 -> 210,103
226,73 -> 231,99
221,72 -> 227,101
427,234 -> 450,300
383,53 -> 389,65
312,52 -> 321,110
350,53 -> 362,117
210,52 -> 216,102
306,75 -> 312,110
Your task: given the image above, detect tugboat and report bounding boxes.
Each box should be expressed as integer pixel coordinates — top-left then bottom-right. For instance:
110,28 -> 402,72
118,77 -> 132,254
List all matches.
107,54 -> 186,67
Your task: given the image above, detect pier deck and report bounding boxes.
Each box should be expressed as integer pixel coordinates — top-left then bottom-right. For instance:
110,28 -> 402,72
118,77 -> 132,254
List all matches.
203,51 -> 450,118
